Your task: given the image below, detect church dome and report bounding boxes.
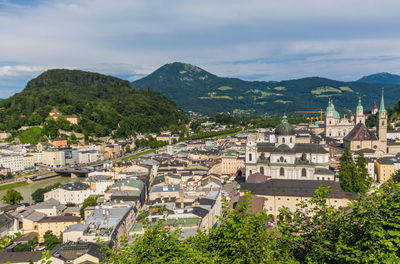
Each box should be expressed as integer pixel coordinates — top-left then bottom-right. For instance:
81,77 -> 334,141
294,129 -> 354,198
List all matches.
332,110 -> 340,119
356,97 -> 363,111
275,115 -> 295,136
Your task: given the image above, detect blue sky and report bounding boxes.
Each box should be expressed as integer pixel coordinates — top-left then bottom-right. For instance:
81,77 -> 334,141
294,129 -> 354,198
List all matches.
1,0 -> 400,97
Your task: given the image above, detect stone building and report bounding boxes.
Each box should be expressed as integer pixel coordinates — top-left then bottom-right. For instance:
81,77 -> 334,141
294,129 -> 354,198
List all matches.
324,97 -> 367,141
245,116 -> 334,181
343,89 -> 387,157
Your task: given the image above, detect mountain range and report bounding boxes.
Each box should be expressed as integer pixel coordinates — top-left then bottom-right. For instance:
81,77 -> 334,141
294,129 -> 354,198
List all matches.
133,62 -> 400,115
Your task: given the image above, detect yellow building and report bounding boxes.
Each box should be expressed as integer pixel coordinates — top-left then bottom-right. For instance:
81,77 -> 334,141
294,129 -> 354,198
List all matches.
240,179 -> 356,220
375,157 -> 400,183
221,150 -> 244,176
37,215 -> 80,240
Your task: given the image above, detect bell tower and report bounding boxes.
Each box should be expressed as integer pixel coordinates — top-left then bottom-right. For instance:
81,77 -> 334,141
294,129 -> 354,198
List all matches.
376,88 -> 387,153
355,97 -> 365,124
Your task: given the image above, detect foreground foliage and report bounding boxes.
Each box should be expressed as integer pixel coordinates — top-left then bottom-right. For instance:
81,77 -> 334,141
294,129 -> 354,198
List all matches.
101,181 -> 400,263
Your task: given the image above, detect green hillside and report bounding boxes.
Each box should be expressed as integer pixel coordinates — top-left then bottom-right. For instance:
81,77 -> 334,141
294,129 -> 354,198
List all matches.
358,72 -> 400,85
132,62 -> 400,115
0,69 -> 187,137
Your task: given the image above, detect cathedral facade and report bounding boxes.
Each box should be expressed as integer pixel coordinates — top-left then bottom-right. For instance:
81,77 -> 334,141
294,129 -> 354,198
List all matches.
324,97 -> 366,141
343,89 -> 387,157
245,116 -> 334,181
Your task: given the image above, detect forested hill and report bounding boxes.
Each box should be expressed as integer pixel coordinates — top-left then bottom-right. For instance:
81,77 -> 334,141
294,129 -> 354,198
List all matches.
357,72 -> 400,85
132,62 -> 400,115
0,69 -> 188,137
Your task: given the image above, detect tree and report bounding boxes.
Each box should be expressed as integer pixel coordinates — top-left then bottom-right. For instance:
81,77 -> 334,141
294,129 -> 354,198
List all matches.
393,170 -> 400,183
366,114 -> 376,128
42,118 -> 59,139
338,148 -> 370,194
13,236 -> 38,252
354,154 -> 371,194
125,146 -> 131,154
56,117 -> 71,130
43,231 -> 60,250
80,196 -> 98,219
31,183 -> 61,203
31,188 -> 45,203
2,189 -> 23,205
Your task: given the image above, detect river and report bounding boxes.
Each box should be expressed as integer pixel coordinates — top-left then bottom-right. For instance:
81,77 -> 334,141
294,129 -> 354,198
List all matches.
0,176 -> 83,205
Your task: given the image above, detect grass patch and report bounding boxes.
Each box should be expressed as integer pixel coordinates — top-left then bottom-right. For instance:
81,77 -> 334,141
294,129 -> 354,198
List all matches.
315,94 -> 342,98
274,100 -> 292,104
237,96 -> 244,99
122,148 -> 158,162
0,181 -> 28,191
217,86 -> 232,91
311,86 -> 342,95
199,95 -> 232,100
255,102 -> 267,105
274,86 -> 286,91
339,86 -> 354,92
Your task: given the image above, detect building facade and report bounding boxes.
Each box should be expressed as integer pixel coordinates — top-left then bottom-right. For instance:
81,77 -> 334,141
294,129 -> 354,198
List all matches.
245,116 -> 333,181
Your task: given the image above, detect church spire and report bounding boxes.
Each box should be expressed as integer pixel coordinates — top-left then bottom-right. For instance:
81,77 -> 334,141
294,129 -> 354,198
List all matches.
379,87 -> 386,113
356,96 -> 363,112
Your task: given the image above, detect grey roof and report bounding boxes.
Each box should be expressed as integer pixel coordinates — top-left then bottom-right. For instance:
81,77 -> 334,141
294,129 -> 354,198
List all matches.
29,198 -> 66,211
0,251 -> 42,263
61,181 -> 89,191
0,213 -> 15,228
54,242 -> 103,262
24,211 -> 45,222
38,215 -> 80,223
241,179 -> 356,199
150,184 -> 181,193
192,206 -> 209,218
64,223 -> 88,232
257,143 -> 328,154
343,123 -> 377,142
314,168 -> 335,176
199,198 -> 216,207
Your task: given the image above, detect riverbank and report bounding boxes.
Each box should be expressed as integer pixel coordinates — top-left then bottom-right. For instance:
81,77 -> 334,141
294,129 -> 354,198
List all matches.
0,181 -> 28,191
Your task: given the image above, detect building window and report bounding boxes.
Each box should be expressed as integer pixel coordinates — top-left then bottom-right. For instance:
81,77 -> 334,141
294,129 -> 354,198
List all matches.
282,137 -> 285,143
280,167 -> 285,176
260,167 -> 264,175
280,156 -> 284,162
301,168 -> 307,177
249,153 -> 252,161
290,137 -> 293,143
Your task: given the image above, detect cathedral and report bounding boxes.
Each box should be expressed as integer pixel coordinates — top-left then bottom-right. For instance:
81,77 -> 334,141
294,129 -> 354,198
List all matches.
343,89 -> 387,157
245,116 -> 334,181
324,97 -> 367,140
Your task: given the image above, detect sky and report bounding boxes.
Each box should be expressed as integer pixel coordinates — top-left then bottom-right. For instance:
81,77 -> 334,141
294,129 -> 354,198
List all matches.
1,0 -> 400,97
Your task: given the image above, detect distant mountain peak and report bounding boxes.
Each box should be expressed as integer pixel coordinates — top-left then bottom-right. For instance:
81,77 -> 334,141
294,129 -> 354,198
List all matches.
357,72 -> 400,85
133,62 -> 400,115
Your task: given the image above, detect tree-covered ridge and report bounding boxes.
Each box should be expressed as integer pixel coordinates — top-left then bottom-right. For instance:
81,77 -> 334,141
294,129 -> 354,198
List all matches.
101,181 -> 400,263
357,72 -> 400,85
133,62 -> 400,115
0,69 -> 188,137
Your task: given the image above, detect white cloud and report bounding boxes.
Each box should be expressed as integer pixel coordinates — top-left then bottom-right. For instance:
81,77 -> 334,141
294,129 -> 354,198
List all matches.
0,65 -> 45,77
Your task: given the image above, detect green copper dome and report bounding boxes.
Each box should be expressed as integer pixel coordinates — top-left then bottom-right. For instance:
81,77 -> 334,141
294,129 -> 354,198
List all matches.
275,115 -> 295,136
356,97 -> 363,112
332,111 -> 340,119
326,99 -> 335,112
